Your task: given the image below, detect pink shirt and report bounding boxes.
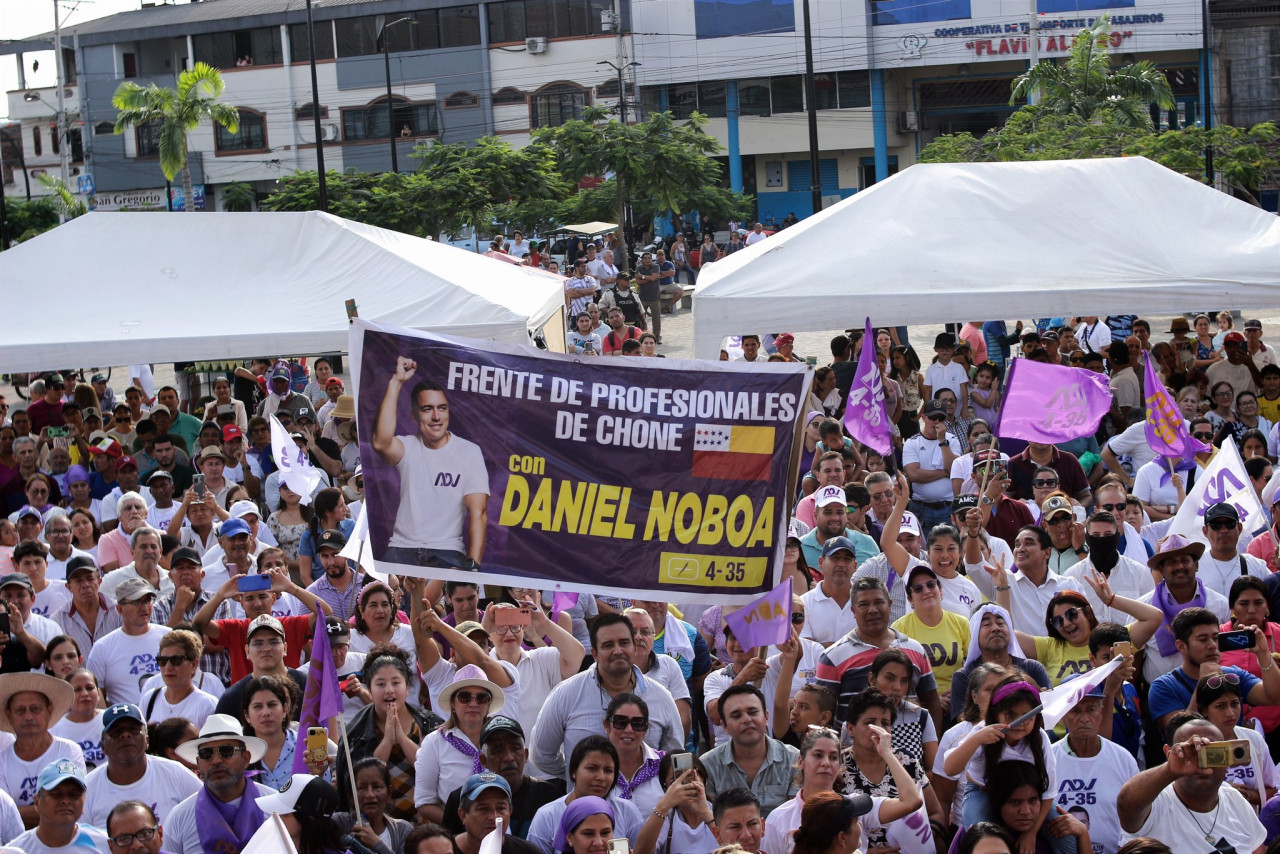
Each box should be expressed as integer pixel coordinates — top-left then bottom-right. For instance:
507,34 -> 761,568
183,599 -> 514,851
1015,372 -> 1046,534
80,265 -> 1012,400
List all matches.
1247,529 -> 1280,574
96,528 -> 133,568
959,324 -> 988,364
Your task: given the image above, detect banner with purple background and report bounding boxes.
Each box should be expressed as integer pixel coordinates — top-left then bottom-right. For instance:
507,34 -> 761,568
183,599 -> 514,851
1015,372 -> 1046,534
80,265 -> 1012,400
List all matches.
843,318 -> 892,456
349,319 -> 809,603
996,359 -> 1113,443
724,577 -> 793,649
1144,354 -> 1210,462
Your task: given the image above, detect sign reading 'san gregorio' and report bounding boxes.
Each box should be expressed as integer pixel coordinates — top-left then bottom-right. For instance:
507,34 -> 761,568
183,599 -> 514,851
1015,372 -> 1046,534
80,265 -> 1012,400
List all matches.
350,319 -> 808,603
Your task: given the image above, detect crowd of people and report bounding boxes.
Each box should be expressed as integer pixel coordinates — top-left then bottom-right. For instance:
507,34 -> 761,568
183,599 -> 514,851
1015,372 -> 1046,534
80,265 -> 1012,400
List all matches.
0,310 -> 1277,854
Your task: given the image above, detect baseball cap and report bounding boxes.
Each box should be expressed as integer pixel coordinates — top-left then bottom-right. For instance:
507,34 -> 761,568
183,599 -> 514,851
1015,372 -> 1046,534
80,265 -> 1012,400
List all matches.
0,573 -> 33,592
89,436 -> 123,458
222,425 -> 243,442
814,484 -> 846,508
456,620 -> 489,639
64,555 -> 98,579
247,614 -> 286,639
480,715 -> 525,746
14,506 -> 42,522
1041,330 -> 1060,342
1205,502 -> 1241,523
821,536 -> 857,559
1224,331 -> 1246,345
269,365 -> 291,384
117,455 -> 138,471
116,577 -> 156,603
46,374 -> 65,388
952,494 -> 979,515
921,400 -> 948,418
102,703 -> 145,733
36,759 -> 85,793
149,404 -> 171,417
1041,495 -> 1074,521
906,562 -> 939,590
256,774 -> 339,818
91,373 -> 107,384
219,518 -> 251,539
170,547 -> 203,568
1245,319 -> 1263,331
82,407 -> 102,421
324,616 -> 350,643
228,500 -> 260,520
899,511 -> 922,539
325,377 -> 344,388
774,333 -> 795,347
317,529 -> 348,551
145,468 -> 173,483
460,772 -> 512,807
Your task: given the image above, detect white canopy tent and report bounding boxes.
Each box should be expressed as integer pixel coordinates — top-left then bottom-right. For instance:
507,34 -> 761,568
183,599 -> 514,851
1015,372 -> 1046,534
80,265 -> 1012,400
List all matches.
0,211 -> 568,372
693,157 -> 1280,359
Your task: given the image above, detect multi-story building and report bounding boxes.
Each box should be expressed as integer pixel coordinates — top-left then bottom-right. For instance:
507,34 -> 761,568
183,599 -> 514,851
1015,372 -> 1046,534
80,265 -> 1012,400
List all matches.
0,0 -> 1245,220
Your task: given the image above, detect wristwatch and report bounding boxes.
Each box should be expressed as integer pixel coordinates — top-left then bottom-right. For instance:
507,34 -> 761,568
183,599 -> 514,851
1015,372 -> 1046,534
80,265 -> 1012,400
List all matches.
980,496 -> 995,506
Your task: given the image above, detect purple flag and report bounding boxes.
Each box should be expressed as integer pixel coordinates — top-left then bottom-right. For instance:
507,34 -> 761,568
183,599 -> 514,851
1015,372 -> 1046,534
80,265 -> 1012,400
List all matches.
551,591 -> 578,621
843,318 -> 893,455
1144,354 -> 1209,461
996,358 -> 1113,443
724,577 -> 793,650
292,602 -> 343,773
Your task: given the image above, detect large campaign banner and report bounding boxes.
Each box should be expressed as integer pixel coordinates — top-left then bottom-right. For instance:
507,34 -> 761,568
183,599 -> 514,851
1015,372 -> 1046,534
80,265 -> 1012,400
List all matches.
350,319 -> 809,603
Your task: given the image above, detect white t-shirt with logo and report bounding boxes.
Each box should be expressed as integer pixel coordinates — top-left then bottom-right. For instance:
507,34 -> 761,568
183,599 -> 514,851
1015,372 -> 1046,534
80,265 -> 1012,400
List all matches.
9,823 -> 111,854
49,711 -> 105,770
85,624 -> 169,705
83,754 -> 202,827
32,580 -> 72,619
1052,736 -> 1139,854
388,433 -> 489,551
1122,780 -> 1265,852
0,737 -> 86,806
1224,725 -> 1280,795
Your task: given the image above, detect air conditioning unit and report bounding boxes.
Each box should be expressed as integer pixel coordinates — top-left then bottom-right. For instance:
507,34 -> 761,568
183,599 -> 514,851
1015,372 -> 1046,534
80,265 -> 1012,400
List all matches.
896,110 -> 926,133
526,37 -> 548,54
321,124 -> 340,141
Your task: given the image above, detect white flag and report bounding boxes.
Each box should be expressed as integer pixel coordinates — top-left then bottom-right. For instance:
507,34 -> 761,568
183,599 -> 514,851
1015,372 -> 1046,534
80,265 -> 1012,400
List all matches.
270,415 -> 323,505
664,611 -> 695,661
339,505 -> 388,582
479,817 -> 504,854
1166,436 -> 1265,544
1039,654 -> 1123,730
241,812 -> 298,854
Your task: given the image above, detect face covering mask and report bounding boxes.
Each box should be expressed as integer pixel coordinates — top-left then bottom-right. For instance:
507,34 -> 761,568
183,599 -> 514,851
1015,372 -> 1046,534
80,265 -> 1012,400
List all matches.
1084,532 -> 1121,571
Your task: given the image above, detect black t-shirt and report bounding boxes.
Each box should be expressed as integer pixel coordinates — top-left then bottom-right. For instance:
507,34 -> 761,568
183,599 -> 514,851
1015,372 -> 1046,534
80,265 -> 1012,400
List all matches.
441,775 -> 566,839
635,264 -> 661,302
216,668 -> 308,724
611,289 -> 646,327
832,360 -> 859,405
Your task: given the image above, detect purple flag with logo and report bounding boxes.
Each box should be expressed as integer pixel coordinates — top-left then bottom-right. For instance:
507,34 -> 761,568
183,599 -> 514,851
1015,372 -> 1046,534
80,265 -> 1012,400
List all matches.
996,358 -> 1113,443
724,577 -> 793,650
1144,354 -> 1209,461
292,602 -> 343,773
843,318 -> 893,455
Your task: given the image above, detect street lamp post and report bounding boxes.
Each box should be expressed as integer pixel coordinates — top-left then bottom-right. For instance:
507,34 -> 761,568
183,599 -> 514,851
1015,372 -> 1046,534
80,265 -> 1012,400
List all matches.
598,59 -> 640,273
380,17 -> 415,174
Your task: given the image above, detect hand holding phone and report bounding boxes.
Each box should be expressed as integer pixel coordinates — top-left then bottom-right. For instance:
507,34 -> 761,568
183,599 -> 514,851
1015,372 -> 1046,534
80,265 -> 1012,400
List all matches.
495,607 -> 532,628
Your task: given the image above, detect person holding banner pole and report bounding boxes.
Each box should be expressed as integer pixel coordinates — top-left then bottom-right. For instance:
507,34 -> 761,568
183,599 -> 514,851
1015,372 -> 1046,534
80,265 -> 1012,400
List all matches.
883,473 -> 982,619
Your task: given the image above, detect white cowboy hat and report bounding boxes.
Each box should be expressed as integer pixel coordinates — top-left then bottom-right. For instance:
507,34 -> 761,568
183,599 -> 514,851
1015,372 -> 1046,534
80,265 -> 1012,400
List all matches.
175,713 -> 267,764
0,673 -> 73,732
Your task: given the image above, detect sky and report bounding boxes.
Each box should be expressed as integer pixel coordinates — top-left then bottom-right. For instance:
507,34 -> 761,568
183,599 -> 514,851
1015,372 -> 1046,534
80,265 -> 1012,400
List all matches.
1,0 -> 159,118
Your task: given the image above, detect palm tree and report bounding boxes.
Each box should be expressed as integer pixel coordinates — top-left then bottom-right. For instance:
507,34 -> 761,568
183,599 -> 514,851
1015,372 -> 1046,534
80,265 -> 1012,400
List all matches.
112,62 -> 240,211
1010,15 -> 1176,128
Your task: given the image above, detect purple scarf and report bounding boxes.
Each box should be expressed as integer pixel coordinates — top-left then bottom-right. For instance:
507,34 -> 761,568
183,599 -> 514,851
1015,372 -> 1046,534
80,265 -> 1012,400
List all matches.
1153,579 -> 1206,657
444,730 -> 484,775
616,752 -> 664,800
1159,456 -> 1197,487
195,776 -> 266,854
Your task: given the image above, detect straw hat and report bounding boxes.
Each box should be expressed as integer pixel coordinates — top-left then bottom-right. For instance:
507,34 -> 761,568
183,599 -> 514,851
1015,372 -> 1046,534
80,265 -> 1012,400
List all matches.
0,673 -> 73,732
331,395 -> 355,420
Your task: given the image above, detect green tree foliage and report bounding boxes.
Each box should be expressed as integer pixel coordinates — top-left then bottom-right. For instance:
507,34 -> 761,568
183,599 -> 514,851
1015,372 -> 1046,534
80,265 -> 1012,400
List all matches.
36,174 -> 88,220
2,197 -> 60,244
219,181 -> 257,212
112,63 -> 240,212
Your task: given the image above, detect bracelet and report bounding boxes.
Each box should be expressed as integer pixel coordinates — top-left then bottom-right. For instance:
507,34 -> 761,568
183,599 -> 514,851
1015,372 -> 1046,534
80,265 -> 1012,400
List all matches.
652,808 -> 670,820
1107,592 -> 1116,607
1261,655 -> 1275,672
995,585 -> 1011,592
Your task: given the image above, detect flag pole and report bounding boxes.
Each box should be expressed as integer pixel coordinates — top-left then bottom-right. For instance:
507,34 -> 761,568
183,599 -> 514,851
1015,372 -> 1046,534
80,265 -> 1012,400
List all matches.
337,712 -> 363,823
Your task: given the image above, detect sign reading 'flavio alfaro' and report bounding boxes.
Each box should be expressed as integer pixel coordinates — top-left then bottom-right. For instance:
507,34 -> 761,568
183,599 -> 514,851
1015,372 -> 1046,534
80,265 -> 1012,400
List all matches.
351,320 -> 809,603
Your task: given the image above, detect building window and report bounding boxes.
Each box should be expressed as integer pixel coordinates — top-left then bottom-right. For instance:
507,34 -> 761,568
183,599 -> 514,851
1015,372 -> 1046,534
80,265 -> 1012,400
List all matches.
814,74 -> 838,110
215,108 -> 268,153
493,87 -> 527,106
94,121 -> 114,135
669,83 -> 697,120
444,92 -> 479,108
342,97 -> 438,141
136,121 -> 162,158
440,6 -> 481,46
50,124 -> 61,154
31,127 -> 42,157
838,71 -> 871,108
739,79 -> 770,116
289,22 -> 335,62
530,83 -> 588,128
487,0 -> 613,42
596,78 -> 620,98
68,128 -> 83,162
335,17 -> 379,57
123,52 -> 137,78
295,103 -> 329,120
771,76 -> 804,113
193,27 -> 283,68
697,81 -> 726,117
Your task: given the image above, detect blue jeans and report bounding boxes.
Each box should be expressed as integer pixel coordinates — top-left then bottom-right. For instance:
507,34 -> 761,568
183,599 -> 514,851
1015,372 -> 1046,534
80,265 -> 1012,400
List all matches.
381,547 -> 480,571
909,500 -> 953,537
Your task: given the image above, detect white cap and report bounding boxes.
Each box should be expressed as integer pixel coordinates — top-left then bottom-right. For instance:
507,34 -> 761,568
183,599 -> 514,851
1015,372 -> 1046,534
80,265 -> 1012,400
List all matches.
815,484 -> 846,508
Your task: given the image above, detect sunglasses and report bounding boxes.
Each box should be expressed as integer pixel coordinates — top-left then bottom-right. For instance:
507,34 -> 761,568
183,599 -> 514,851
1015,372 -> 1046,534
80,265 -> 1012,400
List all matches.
1098,502 -> 1126,513
910,580 -> 939,594
1032,479 -> 1059,488
927,414 -> 947,422
1203,672 -> 1241,689
1208,518 -> 1238,531
1050,608 -> 1082,629
197,745 -> 244,760
1193,432 -> 1214,441
790,612 -> 806,625
454,690 -> 492,705
609,715 -> 649,732
155,655 -> 192,667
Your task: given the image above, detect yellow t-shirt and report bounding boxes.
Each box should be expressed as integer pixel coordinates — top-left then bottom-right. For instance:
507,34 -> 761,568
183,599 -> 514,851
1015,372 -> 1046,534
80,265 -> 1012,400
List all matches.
891,610 -> 971,697
1033,636 -> 1091,686
1258,394 -> 1280,426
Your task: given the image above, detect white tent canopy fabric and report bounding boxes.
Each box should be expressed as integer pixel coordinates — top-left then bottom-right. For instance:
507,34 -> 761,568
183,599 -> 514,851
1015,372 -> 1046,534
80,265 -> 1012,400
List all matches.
693,157 -> 1280,359
0,211 -> 567,372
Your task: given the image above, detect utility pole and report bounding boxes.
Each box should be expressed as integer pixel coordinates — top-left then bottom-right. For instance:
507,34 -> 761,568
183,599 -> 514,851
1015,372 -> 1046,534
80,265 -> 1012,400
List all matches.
380,17 -> 415,174
801,0 -> 821,216
305,0 -> 328,211
599,51 -> 639,273
52,0 -> 71,195
1201,0 -> 1214,182
1026,0 -> 1040,104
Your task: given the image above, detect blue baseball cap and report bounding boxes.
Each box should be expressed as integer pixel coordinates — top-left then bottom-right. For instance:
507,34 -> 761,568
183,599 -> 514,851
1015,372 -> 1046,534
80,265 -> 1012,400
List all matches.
821,536 -> 857,559
460,772 -> 511,807
219,518 -> 251,538
102,703 -> 144,734
37,758 -> 85,793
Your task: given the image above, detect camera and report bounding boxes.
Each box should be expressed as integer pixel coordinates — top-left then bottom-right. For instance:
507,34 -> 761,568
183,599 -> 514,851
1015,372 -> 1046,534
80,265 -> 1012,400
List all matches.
1197,739 -> 1251,768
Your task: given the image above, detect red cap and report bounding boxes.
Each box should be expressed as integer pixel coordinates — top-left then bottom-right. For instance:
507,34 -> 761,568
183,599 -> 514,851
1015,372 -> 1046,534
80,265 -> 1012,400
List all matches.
325,377 -> 344,388
88,437 -> 123,458
1224,331 -> 1246,344
117,455 -> 138,470
222,424 -> 243,442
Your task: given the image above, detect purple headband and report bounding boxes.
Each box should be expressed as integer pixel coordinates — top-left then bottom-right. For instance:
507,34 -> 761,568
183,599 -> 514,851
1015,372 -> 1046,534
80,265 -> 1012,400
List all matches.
554,796 -> 614,851
991,680 -> 1041,708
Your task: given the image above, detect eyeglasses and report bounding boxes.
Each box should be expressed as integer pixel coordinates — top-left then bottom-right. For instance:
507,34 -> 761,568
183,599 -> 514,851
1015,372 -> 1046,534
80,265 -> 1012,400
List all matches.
910,580 -> 940,594
1193,432 -> 1214,441
1032,479 -> 1059,488
1098,503 -> 1126,513
494,625 -> 522,636
1215,391 -> 1234,398
634,628 -> 655,638
197,745 -> 244,760
1050,608 -> 1082,629
1203,672 -> 1241,689
248,638 -> 283,649
791,612 -> 806,625
1208,518 -> 1239,531
110,827 -> 158,847
609,715 -> 649,731
155,655 -> 192,667
454,690 -> 492,705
